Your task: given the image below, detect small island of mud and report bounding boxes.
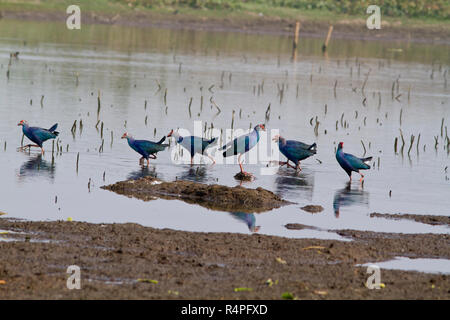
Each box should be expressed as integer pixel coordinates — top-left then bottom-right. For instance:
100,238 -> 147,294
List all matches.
101,176 -> 291,213
301,205 -> 324,214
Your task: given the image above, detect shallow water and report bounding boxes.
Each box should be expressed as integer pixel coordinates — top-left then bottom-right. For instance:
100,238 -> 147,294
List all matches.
0,19 -> 449,239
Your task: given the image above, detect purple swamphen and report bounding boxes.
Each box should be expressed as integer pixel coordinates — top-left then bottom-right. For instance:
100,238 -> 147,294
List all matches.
17,120 -> 59,154
167,129 -> 217,165
122,132 -> 169,166
220,124 -> 266,176
273,134 -> 316,171
335,142 -> 372,182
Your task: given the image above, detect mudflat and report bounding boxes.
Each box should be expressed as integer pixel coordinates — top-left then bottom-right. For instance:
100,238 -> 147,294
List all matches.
0,218 -> 448,299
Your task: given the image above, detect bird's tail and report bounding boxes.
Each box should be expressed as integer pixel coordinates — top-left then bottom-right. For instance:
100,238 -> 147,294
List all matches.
156,136 -> 166,144
308,143 -> 317,153
361,156 -> 373,169
48,123 -> 59,136
206,137 -> 217,148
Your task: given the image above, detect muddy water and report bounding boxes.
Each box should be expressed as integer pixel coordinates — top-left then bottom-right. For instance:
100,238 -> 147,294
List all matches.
0,19 -> 449,241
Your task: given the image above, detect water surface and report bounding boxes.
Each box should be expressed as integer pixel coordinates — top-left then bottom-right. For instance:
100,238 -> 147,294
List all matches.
0,19 -> 449,239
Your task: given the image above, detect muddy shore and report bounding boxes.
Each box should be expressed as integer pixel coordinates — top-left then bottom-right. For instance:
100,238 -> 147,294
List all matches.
0,217 -> 448,299
1,9 -> 449,45
370,213 -> 450,226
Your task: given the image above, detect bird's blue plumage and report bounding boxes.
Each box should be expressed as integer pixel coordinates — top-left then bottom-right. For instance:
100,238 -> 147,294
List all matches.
176,135 -> 217,157
222,126 -> 261,157
127,136 -> 168,159
278,138 -> 316,163
22,123 -> 59,147
336,144 -> 372,177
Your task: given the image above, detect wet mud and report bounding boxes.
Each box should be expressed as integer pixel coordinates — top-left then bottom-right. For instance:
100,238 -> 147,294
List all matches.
101,176 -> 290,213
370,213 -> 450,227
300,205 -> 324,213
0,218 -> 448,299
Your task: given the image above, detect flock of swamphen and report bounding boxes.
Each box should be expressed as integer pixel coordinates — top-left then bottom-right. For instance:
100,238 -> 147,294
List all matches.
17,120 -> 373,182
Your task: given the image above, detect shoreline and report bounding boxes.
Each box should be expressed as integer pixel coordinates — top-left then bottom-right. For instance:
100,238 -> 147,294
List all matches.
0,217 -> 448,299
1,8 -> 449,45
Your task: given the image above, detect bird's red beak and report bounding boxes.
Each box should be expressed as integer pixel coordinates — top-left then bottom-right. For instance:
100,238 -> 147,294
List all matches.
260,124 -> 266,131
17,120 -> 23,126
121,133 -> 127,139
167,129 -> 173,137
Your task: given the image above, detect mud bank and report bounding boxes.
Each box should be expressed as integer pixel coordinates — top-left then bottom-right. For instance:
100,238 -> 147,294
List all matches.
0,218 -> 448,299
1,9 -> 449,45
370,213 -> 450,227
101,176 -> 290,213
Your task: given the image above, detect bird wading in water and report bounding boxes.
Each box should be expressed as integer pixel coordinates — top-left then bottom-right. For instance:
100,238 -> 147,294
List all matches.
122,132 -> 169,166
335,142 -> 372,182
273,134 -> 316,171
17,120 -> 59,155
167,129 -> 217,165
221,124 -> 266,178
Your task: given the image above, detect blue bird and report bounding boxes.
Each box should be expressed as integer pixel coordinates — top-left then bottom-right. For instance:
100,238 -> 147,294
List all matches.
273,134 -> 316,171
167,129 -> 217,165
17,120 -> 59,154
221,124 -> 266,175
122,132 -> 169,166
336,142 -> 372,182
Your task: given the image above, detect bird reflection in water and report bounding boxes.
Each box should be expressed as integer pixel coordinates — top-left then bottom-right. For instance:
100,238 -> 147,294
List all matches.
274,167 -> 315,201
229,212 -> 260,233
177,166 -> 208,183
18,154 -> 56,181
126,166 -> 160,181
333,182 -> 369,218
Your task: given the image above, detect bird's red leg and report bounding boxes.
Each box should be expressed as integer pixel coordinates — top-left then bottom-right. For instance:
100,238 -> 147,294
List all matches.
190,156 -> 194,166
147,158 -> 150,166
40,147 -> 45,155
238,154 -> 252,176
238,154 -> 244,173
19,144 -> 30,150
295,161 -> 302,171
288,163 -> 296,169
207,155 -> 216,165
286,161 -> 296,169
18,144 -> 39,151
278,161 -> 287,166
359,172 -> 365,182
